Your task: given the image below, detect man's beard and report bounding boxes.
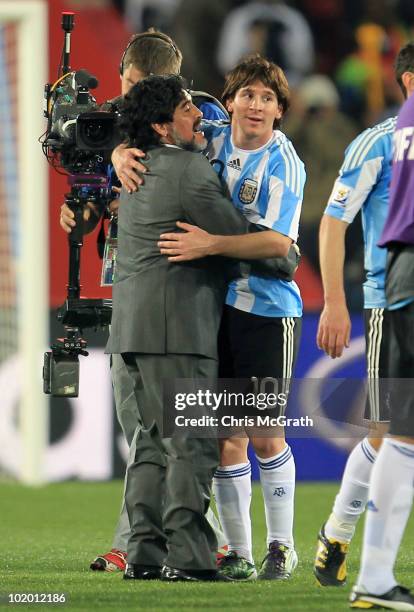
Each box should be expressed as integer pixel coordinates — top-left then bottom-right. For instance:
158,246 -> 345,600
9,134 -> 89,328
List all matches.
170,127 -> 207,152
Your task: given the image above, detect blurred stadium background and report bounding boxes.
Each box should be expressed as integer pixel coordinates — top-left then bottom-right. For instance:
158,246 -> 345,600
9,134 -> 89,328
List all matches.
1,0 -> 412,486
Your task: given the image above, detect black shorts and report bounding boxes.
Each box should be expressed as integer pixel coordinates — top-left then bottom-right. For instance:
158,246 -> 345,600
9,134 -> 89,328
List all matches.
387,301 -> 414,436
218,305 -> 302,415
363,307 -> 391,422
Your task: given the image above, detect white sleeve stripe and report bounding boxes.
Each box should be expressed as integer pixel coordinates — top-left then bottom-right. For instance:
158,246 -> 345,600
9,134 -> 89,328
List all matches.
338,157 -> 383,222
286,140 -> 301,196
342,122 -> 395,172
281,141 -> 302,197
342,132 -> 371,171
342,131 -> 382,171
289,140 -> 303,197
284,141 -> 295,195
280,145 -> 291,195
352,132 -> 387,170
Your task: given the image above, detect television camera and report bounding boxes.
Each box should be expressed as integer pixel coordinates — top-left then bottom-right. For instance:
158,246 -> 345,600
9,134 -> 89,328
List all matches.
42,12 -> 120,397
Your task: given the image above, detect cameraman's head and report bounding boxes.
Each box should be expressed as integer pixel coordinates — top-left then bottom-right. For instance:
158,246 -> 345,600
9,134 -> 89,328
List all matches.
120,29 -> 183,95
120,75 -> 205,152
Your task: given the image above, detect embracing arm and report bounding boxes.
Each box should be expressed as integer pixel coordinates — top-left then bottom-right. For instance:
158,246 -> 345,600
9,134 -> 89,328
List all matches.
159,154 -> 291,260
160,223 -> 291,260
203,228 -> 291,259
111,143 -> 147,192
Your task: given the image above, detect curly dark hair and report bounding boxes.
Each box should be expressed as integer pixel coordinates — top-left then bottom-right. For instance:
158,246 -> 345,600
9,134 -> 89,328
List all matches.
119,74 -> 187,149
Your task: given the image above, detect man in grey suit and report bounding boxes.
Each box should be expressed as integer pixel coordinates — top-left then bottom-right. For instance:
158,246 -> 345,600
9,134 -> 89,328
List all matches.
60,30 -> 231,571
107,74 -> 291,581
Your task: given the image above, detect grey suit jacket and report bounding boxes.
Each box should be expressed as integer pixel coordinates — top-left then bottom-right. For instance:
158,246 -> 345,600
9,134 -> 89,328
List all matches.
106,145 -> 248,359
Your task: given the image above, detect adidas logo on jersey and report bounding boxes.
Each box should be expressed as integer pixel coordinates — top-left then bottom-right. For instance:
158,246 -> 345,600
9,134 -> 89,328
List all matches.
227,158 -> 241,171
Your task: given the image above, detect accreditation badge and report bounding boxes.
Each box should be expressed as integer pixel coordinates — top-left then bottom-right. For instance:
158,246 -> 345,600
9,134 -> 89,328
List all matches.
100,216 -> 118,287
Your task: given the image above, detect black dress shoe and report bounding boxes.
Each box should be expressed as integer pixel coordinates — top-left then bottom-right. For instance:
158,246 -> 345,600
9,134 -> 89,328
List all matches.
123,563 -> 161,580
160,565 -> 219,582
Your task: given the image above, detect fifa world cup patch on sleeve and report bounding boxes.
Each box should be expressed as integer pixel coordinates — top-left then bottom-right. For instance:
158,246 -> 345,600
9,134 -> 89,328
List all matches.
239,178 -> 258,204
332,185 -> 350,205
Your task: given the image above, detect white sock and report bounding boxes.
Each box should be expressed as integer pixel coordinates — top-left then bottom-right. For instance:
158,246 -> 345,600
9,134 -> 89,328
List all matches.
256,445 -> 295,548
213,462 -> 253,562
325,438 -> 377,543
357,438 -> 414,594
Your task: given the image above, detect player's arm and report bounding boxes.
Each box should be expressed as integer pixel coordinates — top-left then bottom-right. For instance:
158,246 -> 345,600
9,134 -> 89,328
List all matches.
316,215 -> 351,358
159,222 -> 291,260
316,127 -> 386,357
161,153 -> 290,258
111,143 -> 147,192
235,142 -> 304,261
159,140 -> 303,261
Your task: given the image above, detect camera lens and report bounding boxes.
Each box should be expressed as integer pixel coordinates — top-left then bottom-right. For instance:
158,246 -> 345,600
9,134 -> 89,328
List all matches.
76,111 -> 117,151
82,121 -> 109,145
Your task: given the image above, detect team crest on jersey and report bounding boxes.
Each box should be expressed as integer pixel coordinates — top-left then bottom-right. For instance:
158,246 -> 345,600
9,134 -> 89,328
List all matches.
333,186 -> 350,204
239,178 -> 258,204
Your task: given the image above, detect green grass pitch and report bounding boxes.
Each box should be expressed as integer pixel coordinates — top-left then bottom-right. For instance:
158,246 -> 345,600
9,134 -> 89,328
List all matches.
2,481 -> 414,611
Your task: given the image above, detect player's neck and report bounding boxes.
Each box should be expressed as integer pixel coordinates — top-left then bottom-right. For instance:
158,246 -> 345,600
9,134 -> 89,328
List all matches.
231,124 -> 273,151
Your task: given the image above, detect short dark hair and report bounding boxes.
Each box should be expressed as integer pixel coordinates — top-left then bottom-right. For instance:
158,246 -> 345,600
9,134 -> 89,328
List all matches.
120,28 -> 182,76
395,42 -> 414,97
222,54 -> 290,127
119,74 -> 186,149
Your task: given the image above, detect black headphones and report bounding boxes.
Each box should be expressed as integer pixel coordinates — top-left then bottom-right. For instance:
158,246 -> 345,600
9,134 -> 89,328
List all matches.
119,32 -> 179,76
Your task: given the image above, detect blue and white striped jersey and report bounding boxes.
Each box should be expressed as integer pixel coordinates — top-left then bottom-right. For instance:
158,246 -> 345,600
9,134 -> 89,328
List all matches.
204,122 -> 305,317
324,116 -> 396,309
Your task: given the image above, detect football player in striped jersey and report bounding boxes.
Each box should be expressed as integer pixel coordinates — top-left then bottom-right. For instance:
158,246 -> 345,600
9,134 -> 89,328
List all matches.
314,43 -> 414,595
158,55 -> 305,581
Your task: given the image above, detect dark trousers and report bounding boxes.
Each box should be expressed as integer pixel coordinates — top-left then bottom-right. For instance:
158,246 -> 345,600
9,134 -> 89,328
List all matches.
388,302 -> 414,436
122,352 -> 220,571
109,353 -> 142,551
